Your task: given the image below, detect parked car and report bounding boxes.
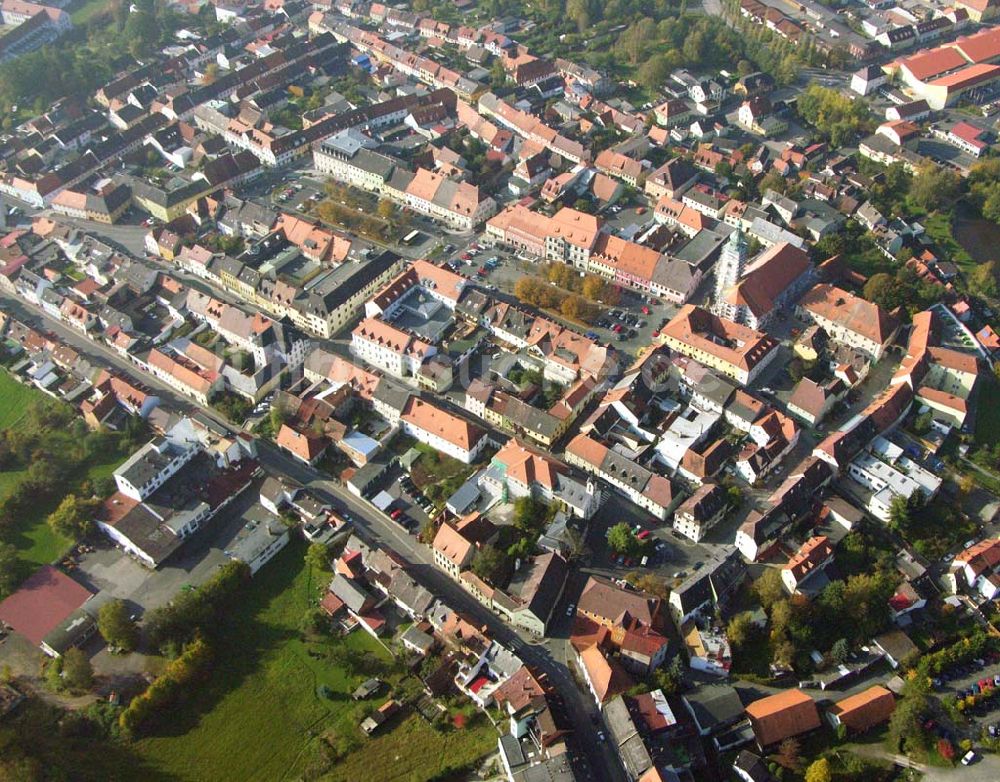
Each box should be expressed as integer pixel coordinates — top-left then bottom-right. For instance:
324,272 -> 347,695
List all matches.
566,603 -> 575,616
961,750 -> 978,766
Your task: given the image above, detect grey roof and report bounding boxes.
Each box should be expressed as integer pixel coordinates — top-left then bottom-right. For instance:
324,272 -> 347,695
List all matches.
671,547 -> 745,618
507,552 -> 567,628
683,683 -> 745,732
401,624 -> 435,653
42,608 -> 96,656
694,372 -> 737,409
388,570 -> 436,616
603,696 -> 653,779
373,376 -> 413,412
671,228 -> 728,270
292,250 -> 402,318
104,502 -> 184,566
446,479 -> 481,515
329,573 -> 374,614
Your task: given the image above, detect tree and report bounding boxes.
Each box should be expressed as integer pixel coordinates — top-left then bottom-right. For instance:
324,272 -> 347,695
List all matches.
563,528 -> 589,562
753,568 -> 785,610
581,275 -> 605,301
727,611 -> 757,648
805,758 -> 832,782
632,574 -> 670,600
513,497 -> 546,531
938,738 -> 956,763
637,54 -> 672,90
202,63 -> 219,85
61,648 -> 93,693
888,494 -> 912,532
44,655 -> 63,691
305,542 -> 332,572
471,544 -> 505,584
98,599 -> 139,653
909,164 -> 961,212
561,294 -> 587,321
607,522 -> 639,555
376,199 -> 394,221
887,690 -> 926,752
830,638 -> 849,664
863,272 -> 895,308
759,170 -> 788,196
47,494 -> 99,540
0,542 -> 18,599
772,738 -> 802,771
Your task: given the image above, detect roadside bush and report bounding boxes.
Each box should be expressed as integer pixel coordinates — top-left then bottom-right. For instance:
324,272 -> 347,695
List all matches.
118,635 -> 213,737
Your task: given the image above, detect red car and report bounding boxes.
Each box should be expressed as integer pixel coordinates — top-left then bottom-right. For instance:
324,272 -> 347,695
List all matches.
612,323 -> 623,333
637,530 -> 651,540
390,509 -> 403,520
461,252 -> 472,261
641,306 -> 650,315
478,267 -> 488,275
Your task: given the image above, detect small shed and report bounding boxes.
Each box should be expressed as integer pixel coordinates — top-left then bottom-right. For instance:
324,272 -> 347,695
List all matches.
372,490 -> 395,512
352,678 -> 383,700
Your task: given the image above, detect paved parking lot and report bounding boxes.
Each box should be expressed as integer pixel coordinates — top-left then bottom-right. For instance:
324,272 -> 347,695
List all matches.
478,249 -> 677,357
369,463 -> 435,534
71,484 -> 265,620
583,493 -> 723,586
936,656 -> 1000,736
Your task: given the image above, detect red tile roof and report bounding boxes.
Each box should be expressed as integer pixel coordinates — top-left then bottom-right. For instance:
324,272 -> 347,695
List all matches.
746,689 -> 821,747
0,566 -> 93,646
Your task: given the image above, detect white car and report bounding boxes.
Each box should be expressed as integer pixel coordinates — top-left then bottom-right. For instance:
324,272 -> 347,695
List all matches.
565,603 -> 575,617
961,750 -> 978,765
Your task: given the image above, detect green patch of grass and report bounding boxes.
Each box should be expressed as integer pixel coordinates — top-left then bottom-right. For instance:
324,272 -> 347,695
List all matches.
975,375 -> 1000,449
0,371 -> 35,429
923,211 -> 975,275
325,711 -> 496,782
134,542 -> 497,781
70,0 -> 111,26
0,371 -> 127,570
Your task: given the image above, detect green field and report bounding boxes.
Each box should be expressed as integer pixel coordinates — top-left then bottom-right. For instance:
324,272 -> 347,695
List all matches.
70,0 -> 112,26
922,212 -> 975,275
975,375 -> 1000,449
134,543 -> 495,781
0,372 -> 128,569
0,370 -> 35,429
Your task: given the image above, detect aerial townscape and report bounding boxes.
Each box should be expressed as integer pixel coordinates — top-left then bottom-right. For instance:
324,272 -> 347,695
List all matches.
6,0 -> 1000,781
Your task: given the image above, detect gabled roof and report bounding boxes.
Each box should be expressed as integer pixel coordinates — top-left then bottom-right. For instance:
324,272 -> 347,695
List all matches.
401,397 -> 484,452
799,284 -> 899,346
829,686 -> 895,732
725,242 -> 811,318
745,689 -> 821,747
579,643 -> 633,703
578,575 -> 660,628
432,522 -> 474,567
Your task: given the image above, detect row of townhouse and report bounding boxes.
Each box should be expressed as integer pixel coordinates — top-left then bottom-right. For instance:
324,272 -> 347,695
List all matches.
485,204 -> 702,304
177,244 -> 407,339
312,132 -> 497,231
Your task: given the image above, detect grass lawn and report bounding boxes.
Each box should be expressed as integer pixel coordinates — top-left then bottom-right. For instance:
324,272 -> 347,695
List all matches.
923,212 -> 975,275
134,542 -> 495,781
0,371 -> 127,570
70,0 -> 111,26
0,370 -> 35,429
975,375 -> 1000,449
325,712 -> 496,782
409,443 -> 477,506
